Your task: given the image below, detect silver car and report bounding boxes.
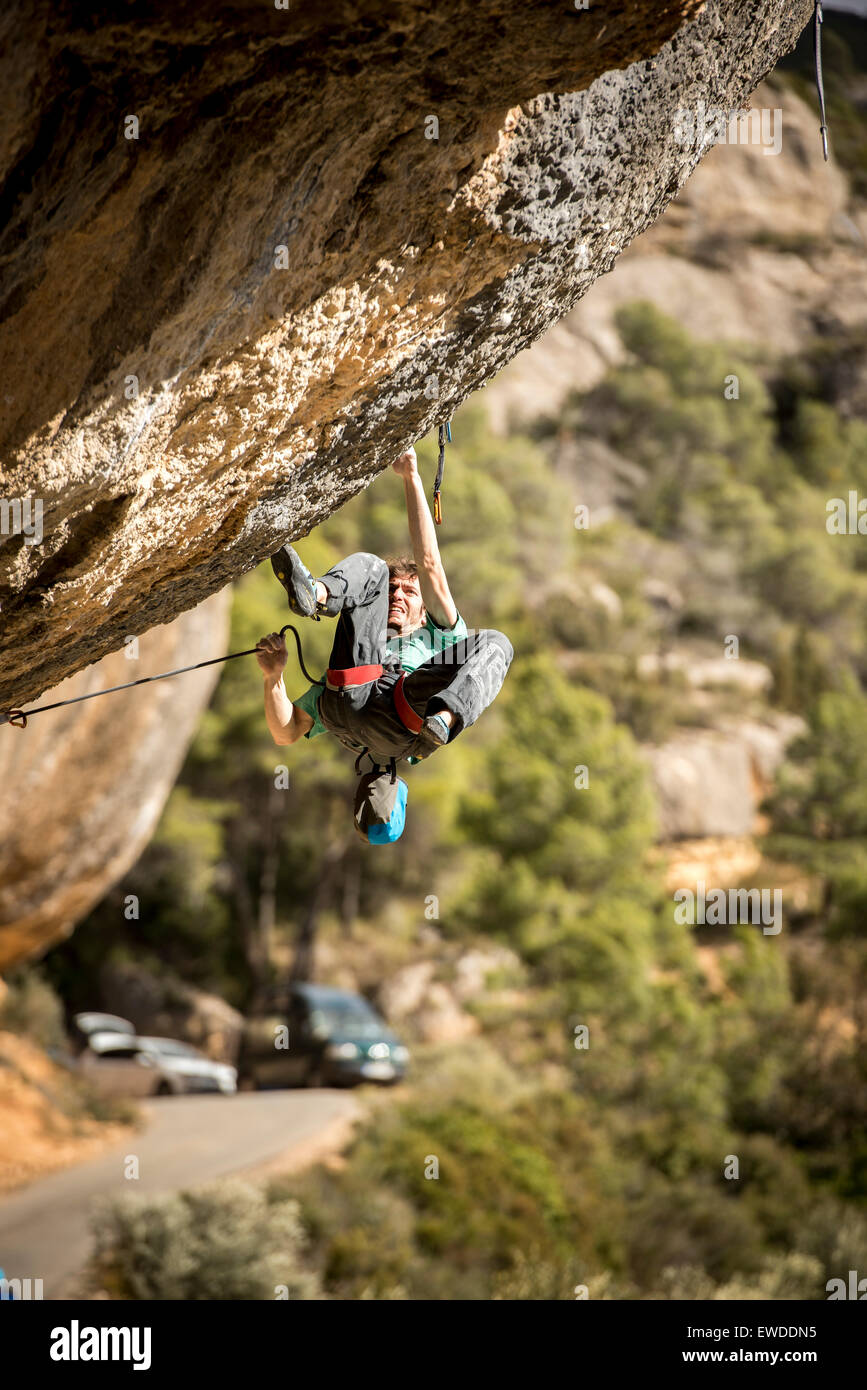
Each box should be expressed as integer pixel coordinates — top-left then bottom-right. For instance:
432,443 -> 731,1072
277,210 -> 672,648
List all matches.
79,1031 -> 237,1097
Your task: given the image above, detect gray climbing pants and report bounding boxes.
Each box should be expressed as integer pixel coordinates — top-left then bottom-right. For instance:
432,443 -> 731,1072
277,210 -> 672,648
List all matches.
314,552 -> 513,764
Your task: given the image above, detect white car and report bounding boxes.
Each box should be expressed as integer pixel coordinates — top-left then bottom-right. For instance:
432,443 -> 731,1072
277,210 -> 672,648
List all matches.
79,1030 -> 237,1097
71,1011 -> 136,1050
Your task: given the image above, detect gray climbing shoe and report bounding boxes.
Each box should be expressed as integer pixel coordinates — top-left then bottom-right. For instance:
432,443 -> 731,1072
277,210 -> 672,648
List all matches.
423,713 -> 450,745
270,545 -> 321,619
413,712 -> 451,758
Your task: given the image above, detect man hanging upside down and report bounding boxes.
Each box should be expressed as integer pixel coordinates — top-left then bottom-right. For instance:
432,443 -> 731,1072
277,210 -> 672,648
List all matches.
255,445 -> 513,770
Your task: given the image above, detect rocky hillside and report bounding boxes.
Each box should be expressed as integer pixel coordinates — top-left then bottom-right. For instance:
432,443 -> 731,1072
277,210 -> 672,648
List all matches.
485,78 -> 867,424
0,0 -> 812,709
484,66 -> 867,839
0,1029 -> 134,1193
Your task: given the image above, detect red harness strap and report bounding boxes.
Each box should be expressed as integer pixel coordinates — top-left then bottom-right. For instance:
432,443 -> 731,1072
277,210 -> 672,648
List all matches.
325,665 -> 422,736
326,664 -> 383,689
392,672 -> 423,735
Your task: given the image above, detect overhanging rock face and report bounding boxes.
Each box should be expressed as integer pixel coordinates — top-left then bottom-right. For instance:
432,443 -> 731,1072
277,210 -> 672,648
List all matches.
0,0 -> 812,709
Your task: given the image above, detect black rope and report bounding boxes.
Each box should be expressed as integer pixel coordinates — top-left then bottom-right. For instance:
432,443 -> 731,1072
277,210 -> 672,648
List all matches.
814,1 -> 829,162
1,623 -> 322,729
283,623 -> 325,687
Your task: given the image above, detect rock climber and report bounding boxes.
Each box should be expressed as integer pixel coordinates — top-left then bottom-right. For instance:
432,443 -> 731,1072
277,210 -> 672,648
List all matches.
254,445 -> 514,774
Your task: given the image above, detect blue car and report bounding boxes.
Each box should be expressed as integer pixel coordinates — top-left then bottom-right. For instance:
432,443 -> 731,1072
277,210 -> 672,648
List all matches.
238,983 -> 409,1089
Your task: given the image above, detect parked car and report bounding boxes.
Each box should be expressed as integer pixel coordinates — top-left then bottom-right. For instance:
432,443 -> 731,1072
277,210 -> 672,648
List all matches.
78,1030 -> 237,1097
70,1011 -> 136,1054
238,983 -> 410,1090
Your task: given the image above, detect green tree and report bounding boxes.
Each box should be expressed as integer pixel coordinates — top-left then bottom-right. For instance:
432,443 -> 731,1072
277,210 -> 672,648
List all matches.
765,691 -> 867,935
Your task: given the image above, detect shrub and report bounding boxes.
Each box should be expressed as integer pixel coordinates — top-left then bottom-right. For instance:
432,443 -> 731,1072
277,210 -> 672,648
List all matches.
89,1180 -> 320,1300
0,967 -> 67,1051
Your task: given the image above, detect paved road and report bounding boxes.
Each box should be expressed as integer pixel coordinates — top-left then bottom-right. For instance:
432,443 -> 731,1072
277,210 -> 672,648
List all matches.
0,1089 -> 358,1298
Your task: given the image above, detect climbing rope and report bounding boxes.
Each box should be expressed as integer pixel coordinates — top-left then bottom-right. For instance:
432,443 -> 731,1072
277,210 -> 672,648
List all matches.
0,623 -> 322,730
433,419 -> 452,525
814,1 -> 829,162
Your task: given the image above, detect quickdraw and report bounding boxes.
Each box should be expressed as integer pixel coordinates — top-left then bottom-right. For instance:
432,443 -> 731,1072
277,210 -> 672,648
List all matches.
814,2 -> 829,162
433,419 -> 451,525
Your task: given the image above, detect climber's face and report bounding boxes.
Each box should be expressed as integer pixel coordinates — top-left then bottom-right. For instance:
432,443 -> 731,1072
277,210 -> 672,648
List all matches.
388,573 -> 425,635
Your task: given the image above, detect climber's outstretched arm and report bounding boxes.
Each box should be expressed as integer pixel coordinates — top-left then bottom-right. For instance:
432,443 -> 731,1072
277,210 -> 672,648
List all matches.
256,632 -> 314,746
392,445 -> 458,628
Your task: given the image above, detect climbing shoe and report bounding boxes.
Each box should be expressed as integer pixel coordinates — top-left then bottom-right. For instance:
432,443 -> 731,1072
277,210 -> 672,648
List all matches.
271,545 -> 322,620
424,712 -> 451,745
412,712 -> 451,758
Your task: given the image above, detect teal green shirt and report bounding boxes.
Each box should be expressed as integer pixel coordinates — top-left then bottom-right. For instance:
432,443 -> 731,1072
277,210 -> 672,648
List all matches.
293,611 -> 468,748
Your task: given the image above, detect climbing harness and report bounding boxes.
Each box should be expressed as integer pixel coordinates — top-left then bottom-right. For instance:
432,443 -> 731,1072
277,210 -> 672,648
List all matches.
814,2 -> 829,162
321,664 -> 422,736
392,671 -> 423,735
325,663 -> 384,690
433,419 -> 451,525
0,623 -> 322,730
